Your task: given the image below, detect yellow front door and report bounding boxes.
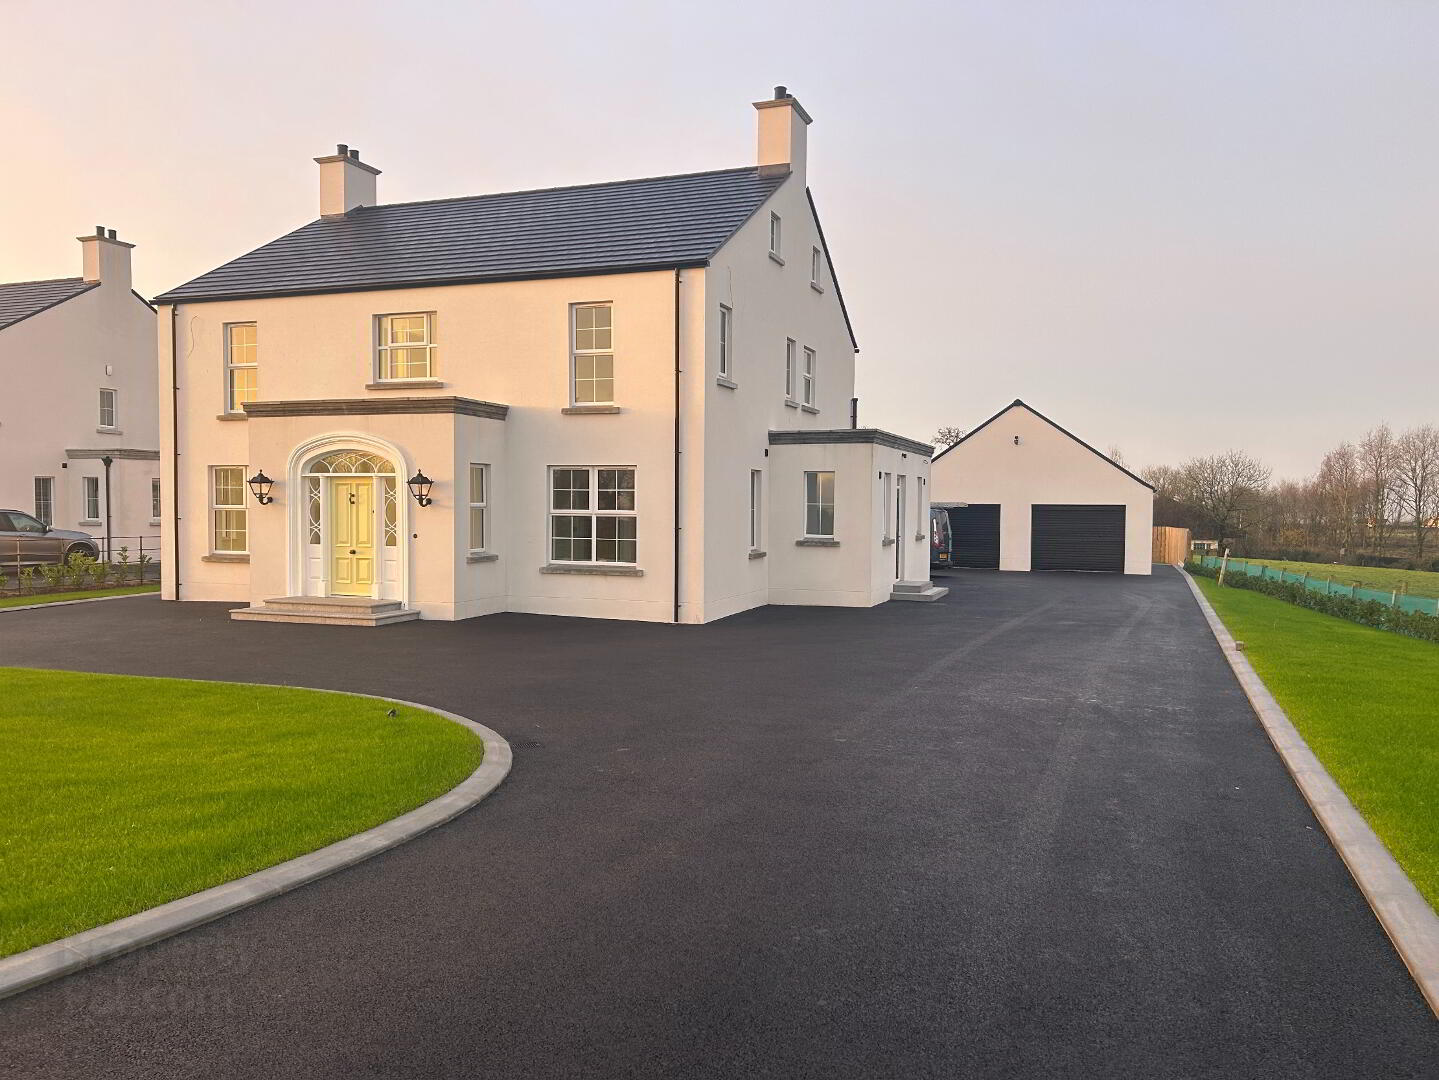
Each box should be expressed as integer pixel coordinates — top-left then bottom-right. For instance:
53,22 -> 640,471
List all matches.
330,478 -> 376,596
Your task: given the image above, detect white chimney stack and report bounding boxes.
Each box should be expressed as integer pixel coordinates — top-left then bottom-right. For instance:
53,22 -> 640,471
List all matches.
76,226 -> 133,290
753,86 -> 811,181
314,143 -> 381,219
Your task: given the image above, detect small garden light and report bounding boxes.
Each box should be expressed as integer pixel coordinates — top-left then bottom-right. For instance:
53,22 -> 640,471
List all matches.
247,470 -> 275,505
406,470 -> 434,507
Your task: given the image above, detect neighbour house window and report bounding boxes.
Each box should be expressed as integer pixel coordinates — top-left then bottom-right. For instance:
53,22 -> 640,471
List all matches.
718,305 -> 734,380
468,464 -> 489,553
749,470 -> 763,551
785,338 -> 796,401
225,323 -> 258,412
571,303 -> 614,404
82,476 -> 100,522
152,477 -> 162,521
33,477 -> 54,526
804,470 -> 835,538
769,212 -> 782,258
811,247 -> 823,287
550,466 -> 636,564
882,472 -> 893,539
802,347 -> 816,407
99,388 -> 116,429
211,466 -> 248,553
916,477 -> 926,535
377,313 -> 434,381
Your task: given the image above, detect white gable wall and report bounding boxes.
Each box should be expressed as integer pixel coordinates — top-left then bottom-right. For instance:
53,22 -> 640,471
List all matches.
930,405 -> 1153,575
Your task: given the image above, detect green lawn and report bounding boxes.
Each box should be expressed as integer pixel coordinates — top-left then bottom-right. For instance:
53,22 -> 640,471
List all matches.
1195,577 -> 1439,909
1233,558 -> 1439,601
0,584 -> 159,609
1,668 -> 485,956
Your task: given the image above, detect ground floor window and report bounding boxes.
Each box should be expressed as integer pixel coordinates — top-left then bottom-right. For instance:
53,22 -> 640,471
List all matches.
151,477 -> 162,521
805,470 -> 835,537
749,470 -> 763,550
34,477 -> 53,526
81,476 -> 100,522
211,466 -> 248,553
469,464 -> 489,552
550,466 -> 636,564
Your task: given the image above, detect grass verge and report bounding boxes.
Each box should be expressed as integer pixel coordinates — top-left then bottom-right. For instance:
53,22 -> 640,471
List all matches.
0,584 -> 160,609
1,668 -> 484,956
1235,559 -> 1439,601
1195,577 -> 1439,910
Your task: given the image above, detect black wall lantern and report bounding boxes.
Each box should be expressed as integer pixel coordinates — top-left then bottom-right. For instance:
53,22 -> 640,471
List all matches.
406,470 -> 434,506
247,470 -> 275,504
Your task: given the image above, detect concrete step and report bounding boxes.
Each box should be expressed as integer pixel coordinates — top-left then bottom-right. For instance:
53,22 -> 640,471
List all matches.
890,581 -> 950,603
230,595 -> 419,627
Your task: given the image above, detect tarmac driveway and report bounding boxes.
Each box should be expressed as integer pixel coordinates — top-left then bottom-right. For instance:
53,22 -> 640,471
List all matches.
1,569 -> 1435,1078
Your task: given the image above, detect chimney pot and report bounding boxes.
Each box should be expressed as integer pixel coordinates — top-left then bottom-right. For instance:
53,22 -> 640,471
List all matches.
107,228 -> 116,240
774,85 -> 787,99
95,225 -> 104,236
337,143 -> 348,156
349,148 -> 359,159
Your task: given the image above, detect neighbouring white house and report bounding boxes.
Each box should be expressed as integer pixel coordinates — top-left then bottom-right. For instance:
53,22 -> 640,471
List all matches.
0,229 -> 160,558
155,89 -> 945,625
930,400 -> 1154,575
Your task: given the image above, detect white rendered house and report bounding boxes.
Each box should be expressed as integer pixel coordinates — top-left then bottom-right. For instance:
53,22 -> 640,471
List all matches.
0,229 -> 160,557
155,89 -> 944,625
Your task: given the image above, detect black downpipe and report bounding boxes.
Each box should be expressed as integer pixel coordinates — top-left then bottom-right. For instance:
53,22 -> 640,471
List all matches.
101,455 -> 113,559
170,306 -> 181,599
850,396 -> 858,429
673,269 -> 682,624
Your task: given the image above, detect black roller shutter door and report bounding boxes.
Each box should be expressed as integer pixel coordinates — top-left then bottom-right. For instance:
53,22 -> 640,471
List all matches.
1031,505 -> 1125,572
946,504 -> 1001,569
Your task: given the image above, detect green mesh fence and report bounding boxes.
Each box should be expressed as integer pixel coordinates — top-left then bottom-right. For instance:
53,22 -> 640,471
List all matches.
1198,556 -> 1439,616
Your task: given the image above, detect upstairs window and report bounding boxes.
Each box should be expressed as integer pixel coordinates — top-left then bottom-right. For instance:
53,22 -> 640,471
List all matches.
571,303 -> 614,404
804,471 -> 835,538
550,466 -> 636,564
225,323 -> 258,412
377,313 -> 434,381
802,347 -> 816,407
151,477 -> 162,521
811,247 -> 823,288
98,388 -> 117,429
769,213 -> 782,258
718,305 -> 734,380
784,338 -> 797,401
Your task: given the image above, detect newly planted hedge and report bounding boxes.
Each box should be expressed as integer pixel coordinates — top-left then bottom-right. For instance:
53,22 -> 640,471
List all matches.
1187,560 -> 1439,644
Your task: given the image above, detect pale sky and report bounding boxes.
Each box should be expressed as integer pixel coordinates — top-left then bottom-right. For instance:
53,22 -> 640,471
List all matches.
4,0 -> 1435,479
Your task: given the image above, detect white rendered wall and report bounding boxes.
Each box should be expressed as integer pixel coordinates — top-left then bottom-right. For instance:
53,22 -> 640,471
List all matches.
0,280 -> 158,545
929,406 -> 1154,576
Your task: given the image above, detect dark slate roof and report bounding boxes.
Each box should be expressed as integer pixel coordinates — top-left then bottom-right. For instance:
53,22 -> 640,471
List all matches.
0,277 -> 98,331
155,167 -> 788,304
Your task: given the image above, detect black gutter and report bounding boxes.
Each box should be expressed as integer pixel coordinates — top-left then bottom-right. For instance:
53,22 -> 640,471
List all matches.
169,306 -> 181,599
673,269 -> 682,624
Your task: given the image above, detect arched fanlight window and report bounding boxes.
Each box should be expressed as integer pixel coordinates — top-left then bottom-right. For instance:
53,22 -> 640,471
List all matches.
307,450 -> 395,475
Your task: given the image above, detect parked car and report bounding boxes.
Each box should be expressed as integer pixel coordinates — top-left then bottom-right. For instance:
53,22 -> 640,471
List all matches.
0,511 -> 99,567
930,506 -> 954,570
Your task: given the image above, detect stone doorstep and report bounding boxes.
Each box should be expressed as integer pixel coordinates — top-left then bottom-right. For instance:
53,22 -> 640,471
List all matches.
230,595 -> 419,627
890,581 -> 949,603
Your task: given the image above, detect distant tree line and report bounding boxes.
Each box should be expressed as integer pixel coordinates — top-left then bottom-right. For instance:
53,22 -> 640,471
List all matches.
1143,424 -> 1439,568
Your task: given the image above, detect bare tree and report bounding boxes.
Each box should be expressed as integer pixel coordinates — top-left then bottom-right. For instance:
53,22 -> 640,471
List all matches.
1396,424 -> 1439,561
1175,450 -> 1271,551
1357,425 -> 1401,553
1107,445 -> 1125,465
933,426 -> 966,448
1314,442 -> 1362,555
1141,464 -> 1181,502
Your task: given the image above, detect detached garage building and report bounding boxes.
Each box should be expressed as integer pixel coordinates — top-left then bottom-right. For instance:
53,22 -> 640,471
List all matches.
930,400 -> 1154,576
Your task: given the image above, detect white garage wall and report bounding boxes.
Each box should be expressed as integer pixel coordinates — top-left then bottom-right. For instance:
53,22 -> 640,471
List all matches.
930,402 -> 1154,576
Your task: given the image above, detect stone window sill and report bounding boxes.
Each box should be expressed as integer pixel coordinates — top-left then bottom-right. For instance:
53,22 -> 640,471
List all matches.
716,375 -> 738,390
466,552 -> 499,563
801,404 -> 819,415
216,413 -> 248,421
881,537 -> 896,547
748,550 -> 767,560
783,398 -> 800,409
540,563 -> 644,576
149,519 -> 162,526
914,533 -> 926,542
78,520 -> 102,527
768,252 -> 785,266
96,427 -> 123,435
203,553 -> 249,563
562,405 -> 622,415
810,282 -> 824,293
366,378 -> 445,390
795,538 -> 839,547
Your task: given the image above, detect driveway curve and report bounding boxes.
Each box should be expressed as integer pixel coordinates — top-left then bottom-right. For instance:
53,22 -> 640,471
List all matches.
1,569 -> 1435,1079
